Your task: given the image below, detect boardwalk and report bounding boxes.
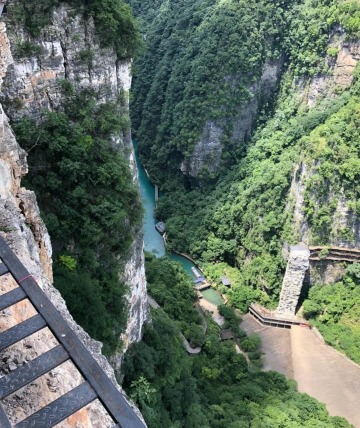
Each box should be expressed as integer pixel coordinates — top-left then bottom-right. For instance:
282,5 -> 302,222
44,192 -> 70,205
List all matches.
241,313 -> 360,427
309,245 -> 360,262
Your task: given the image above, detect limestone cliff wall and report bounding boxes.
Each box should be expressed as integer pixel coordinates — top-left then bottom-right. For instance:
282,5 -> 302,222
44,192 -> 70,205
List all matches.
181,58 -> 283,178
1,2 -> 149,354
287,31 -> 360,285
0,15 -> 146,424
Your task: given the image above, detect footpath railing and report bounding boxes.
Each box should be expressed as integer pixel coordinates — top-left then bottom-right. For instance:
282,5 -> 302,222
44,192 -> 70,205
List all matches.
249,303 -> 310,329
0,236 -> 145,428
309,246 -> 360,262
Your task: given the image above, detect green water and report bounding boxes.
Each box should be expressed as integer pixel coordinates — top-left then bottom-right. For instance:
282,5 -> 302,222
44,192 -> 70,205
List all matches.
134,140 -> 223,306
201,289 -> 224,306
134,141 -> 165,257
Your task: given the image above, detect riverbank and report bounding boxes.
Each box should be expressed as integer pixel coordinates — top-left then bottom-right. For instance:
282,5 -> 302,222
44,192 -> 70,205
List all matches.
198,298 -> 224,327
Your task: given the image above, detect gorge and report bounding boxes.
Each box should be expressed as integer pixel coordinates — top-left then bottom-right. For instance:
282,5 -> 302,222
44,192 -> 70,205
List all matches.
134,140 -> 224,307
1,0 -> 360,427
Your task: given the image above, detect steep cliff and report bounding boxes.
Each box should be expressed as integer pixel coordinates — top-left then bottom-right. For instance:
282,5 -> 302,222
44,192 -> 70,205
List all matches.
129,0 -> 288,184
0,14 -> 146,425
131,0 -> 360,312
287,32 -> 360,284
290,32 -> 360,247
1,1 -> 149,364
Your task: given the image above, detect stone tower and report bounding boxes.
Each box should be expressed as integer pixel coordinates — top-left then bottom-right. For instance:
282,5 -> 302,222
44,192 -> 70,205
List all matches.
276,243 -> 310,316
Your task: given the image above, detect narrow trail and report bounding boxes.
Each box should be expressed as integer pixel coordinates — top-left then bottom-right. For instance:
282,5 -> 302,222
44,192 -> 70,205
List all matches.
148,296 -> 249,360
241,313 -> 360,427
147,295 -> 202,354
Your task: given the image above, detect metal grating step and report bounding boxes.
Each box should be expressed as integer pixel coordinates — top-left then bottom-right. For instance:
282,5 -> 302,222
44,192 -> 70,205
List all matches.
0,404 -> 11,428
14,381 -> 97,428
0,345 -> 69,399
0,314 -> 46,352
0,235 -> 146,427
0,262 -> 9,276
0,287 -> 26,311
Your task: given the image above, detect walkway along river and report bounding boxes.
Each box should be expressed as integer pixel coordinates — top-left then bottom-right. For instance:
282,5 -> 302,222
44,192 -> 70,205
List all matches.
133,141 -> 222,306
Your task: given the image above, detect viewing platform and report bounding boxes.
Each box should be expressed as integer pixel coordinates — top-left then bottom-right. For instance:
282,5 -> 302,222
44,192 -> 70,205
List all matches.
195,282 -> 211,291
249,303 -> 310,329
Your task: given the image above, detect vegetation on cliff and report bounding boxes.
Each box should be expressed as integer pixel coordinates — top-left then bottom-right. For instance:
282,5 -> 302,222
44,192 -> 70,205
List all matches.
12,85 -> 142,354
304,263 -> 360,365
145,254 -> 205,347
8,0 -> 141,59
130,0 -> 360,316
130,0 -> 294,183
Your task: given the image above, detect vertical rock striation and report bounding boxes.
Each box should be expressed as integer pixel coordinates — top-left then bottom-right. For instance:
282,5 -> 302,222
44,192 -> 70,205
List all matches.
1,2 -> 149,361
181,59 -> 283,178
0,15 -> 146,425
277,243 -> 310,316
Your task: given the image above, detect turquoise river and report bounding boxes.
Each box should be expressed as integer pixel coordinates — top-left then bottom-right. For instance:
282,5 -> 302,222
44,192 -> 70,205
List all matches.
133,141 -> 223,307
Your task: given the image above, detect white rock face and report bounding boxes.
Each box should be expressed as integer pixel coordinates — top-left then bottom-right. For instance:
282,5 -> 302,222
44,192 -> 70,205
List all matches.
0,24 -> 143,427
277,243 -> 310,316
1,3 -> 149,360
181,121 -> 223,177
283,33 -> 360,286
303,30 -> 360,107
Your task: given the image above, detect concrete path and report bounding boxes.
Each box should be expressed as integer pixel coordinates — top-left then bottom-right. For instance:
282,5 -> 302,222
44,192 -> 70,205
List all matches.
241,313 -> 360,427
198,298 -> 225,326
241,314 -> 294,378
147,295 -> 160,310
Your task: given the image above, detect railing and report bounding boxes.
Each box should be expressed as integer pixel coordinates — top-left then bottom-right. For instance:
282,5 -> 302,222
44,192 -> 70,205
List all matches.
0,236 -> 145,428
309,246 -> 360,262
249,303 -> 310,329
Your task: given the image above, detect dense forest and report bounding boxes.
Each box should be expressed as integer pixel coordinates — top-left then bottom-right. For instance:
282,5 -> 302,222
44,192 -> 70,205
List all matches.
303,263 -> 360,365
123,257 -> 350,428
4,0 -> 360,425
128,0 -> 360,339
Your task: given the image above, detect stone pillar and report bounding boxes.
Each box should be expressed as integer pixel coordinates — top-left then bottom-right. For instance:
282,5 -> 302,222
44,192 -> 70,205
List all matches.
276,243 -> 310,316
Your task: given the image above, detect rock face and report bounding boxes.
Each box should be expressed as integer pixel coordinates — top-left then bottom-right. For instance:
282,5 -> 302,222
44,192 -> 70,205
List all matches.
182,59 -> 283,178
305,30 -> 360,108
1,2 -> 149,358
285,33 -> 360,286
277,243 -> 310,316
0,4 -> 148,425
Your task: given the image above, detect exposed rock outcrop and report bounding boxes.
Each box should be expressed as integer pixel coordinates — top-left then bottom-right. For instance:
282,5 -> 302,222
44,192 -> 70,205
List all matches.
0,5 -> 147,426
285,33 -> 360,286
181,59 -> 283,178
305,30 -> 360,107
1,2 -> 149,359
277,243 -> 310,316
